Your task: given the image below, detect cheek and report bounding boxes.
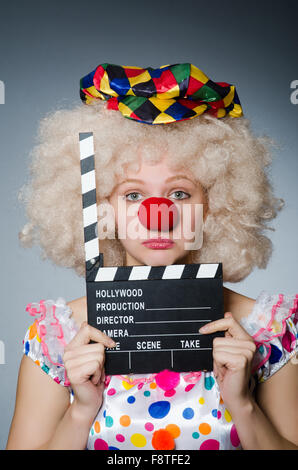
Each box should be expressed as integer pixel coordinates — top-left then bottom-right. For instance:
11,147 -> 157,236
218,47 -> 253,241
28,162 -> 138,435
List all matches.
109,197 -> 127,229
179,202 -> 204,237
118,201 -> 137,228
115,201 -> 148,240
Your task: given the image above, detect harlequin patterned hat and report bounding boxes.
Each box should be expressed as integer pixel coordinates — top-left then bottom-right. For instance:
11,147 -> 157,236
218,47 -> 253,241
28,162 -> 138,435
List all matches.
80,62 -> 243,125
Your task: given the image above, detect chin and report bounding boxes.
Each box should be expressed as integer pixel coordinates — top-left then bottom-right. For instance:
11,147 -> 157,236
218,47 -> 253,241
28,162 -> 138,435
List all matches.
142,249 -> 187,267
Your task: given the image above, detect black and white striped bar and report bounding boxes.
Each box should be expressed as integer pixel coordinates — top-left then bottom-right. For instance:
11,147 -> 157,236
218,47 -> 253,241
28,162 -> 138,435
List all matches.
89,262 -> 221,282
79,132 -> 103,271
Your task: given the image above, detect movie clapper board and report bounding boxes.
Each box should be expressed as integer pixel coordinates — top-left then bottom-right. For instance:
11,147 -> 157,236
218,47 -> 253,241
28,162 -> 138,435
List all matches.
79,132 -> 224,375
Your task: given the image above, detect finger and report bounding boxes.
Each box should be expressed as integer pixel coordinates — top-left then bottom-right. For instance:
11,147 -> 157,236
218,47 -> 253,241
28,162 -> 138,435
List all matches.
224,317 -> 233,337
64,351 -> 105,370
213,347 -> 254,364
99,367 -> 106,385
96,376 -> 106,392
213,337 -> 256,353
67,360 -> 102,385
213,355 -> 226,381
92,365 -> 106,386
63,342 -> 105,361
213,361 -> 222,381
66,322 -> 116,350
213,350 -> 249,371
91,366 -> 102,386
199,313 -> 251,340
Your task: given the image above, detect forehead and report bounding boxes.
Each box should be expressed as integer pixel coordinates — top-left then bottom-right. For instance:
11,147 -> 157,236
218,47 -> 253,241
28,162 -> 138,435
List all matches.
117,154 -> 195,185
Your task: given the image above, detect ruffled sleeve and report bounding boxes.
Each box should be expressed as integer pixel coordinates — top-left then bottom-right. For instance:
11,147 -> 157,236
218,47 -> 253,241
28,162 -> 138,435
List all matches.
23,297 -> 80,387
240,290 -> 298,383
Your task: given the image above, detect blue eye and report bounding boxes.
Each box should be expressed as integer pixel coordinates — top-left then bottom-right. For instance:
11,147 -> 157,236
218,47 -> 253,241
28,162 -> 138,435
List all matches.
171,191 -> 190,200
126,192 -> 142,201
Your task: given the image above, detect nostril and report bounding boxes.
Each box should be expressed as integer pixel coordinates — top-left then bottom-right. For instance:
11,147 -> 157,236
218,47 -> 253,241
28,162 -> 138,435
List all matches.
138,197 -> 179,231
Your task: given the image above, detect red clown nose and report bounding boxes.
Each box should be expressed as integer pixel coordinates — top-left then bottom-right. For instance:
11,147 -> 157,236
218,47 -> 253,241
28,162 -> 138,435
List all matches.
138,197 -> 179,231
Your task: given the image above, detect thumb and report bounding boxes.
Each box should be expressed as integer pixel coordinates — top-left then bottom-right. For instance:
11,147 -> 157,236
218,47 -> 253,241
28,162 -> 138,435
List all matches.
224,312 -> 233,337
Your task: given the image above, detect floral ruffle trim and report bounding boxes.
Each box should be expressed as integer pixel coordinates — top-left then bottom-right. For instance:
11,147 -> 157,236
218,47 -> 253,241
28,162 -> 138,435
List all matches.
23,299 -> 214,391
240,290 -> 298,382
23,298 -> 79,387
113,370 -> 203,390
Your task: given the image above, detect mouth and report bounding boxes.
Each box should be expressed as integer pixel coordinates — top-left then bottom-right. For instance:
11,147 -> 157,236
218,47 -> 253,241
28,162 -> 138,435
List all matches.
142,238 -> 175,250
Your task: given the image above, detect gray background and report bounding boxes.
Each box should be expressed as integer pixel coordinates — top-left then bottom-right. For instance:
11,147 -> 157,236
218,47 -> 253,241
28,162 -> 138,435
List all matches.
0,0 -> 297,449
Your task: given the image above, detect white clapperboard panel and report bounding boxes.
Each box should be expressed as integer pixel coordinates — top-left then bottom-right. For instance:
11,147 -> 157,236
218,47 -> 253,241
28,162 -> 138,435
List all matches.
79,132 -> 224,375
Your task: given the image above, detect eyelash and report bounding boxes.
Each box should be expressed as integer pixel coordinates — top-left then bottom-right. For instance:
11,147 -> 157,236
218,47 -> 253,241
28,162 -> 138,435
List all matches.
125,190 -> 191,202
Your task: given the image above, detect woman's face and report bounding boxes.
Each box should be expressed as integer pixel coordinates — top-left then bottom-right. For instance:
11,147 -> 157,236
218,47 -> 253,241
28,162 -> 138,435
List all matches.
108,155 -> 208,267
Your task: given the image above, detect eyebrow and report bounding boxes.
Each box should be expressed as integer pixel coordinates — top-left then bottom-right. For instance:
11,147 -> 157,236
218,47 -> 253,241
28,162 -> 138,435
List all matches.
117,175 -> 196,187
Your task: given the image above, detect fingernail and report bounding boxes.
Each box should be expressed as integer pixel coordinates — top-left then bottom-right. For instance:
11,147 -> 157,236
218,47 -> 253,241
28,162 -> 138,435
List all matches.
199,325 -> 208,333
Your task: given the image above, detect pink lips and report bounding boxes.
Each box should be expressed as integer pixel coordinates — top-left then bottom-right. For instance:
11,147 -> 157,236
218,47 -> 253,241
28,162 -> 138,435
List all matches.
142,238 -> 174,250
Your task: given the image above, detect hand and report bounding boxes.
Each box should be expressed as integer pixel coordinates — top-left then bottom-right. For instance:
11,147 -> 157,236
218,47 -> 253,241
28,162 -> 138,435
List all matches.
63,321 -> 116,420
199,312 -> 256,412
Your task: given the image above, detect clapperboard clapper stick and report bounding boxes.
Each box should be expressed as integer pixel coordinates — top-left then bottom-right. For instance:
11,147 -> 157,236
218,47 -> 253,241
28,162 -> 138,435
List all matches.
79,132 -> 224,375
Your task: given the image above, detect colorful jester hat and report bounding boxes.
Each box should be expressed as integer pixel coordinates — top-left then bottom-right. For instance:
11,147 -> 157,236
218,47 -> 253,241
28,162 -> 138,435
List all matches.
80,62 -> 243,125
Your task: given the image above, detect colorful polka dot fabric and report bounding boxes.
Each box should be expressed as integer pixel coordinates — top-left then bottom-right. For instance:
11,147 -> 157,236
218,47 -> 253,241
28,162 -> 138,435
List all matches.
23,290 -> 298,450
239,291 -> 298,383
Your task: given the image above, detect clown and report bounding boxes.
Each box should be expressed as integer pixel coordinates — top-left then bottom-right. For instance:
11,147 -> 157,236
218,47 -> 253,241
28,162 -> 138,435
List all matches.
6,63 -> 298,450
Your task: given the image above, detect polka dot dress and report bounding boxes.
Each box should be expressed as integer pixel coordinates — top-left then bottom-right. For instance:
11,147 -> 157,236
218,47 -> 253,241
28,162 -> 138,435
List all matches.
82,369 -> 239,450
23,290 -> 298,450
